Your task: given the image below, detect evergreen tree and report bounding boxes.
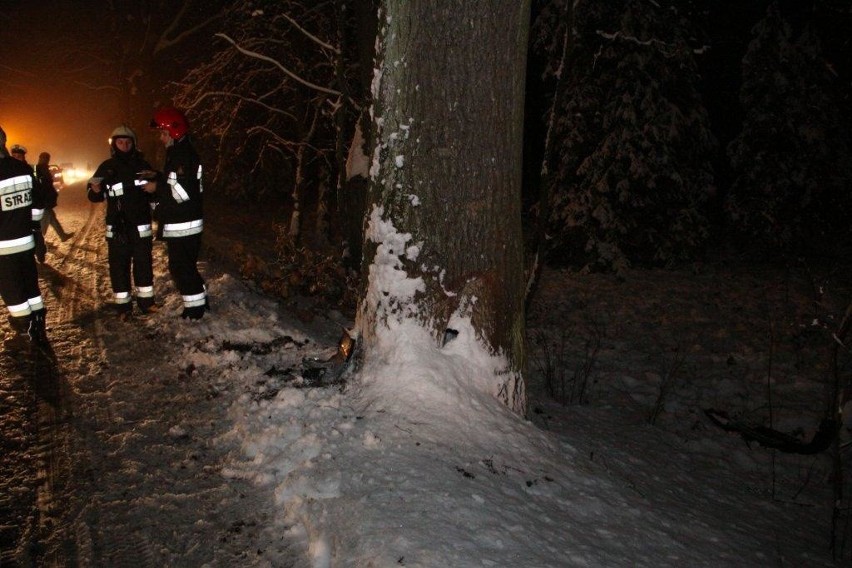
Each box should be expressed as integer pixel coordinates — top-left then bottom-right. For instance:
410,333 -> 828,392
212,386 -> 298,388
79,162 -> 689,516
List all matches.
544,0 -> 715,272
726,2 -> 852,253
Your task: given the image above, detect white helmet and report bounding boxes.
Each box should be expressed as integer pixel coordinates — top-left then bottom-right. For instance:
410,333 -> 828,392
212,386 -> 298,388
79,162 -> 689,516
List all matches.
110,125 -> 137,146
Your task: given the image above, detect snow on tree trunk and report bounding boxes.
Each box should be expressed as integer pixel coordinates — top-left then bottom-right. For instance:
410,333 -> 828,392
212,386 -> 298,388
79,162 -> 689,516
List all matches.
355,1 -> 531,414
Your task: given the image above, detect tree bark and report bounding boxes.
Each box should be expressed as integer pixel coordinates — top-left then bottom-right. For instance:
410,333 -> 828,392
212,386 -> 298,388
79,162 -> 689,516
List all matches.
357,0 -> 530,413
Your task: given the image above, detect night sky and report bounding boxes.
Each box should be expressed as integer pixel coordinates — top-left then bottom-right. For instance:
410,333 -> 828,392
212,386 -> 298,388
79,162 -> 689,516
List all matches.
2,1 -> 850,177
1,2 -> 144,170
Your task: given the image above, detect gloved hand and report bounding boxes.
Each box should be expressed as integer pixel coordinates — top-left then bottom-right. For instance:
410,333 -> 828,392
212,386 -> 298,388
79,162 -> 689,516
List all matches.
34,230 -> 47,263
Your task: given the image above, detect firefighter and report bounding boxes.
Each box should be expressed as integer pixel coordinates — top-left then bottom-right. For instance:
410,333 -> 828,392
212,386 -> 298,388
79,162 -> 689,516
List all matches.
87,125 -> 158,317
145,107 -> 208,320
0,126 -> 49,348
10,144 -> 27,162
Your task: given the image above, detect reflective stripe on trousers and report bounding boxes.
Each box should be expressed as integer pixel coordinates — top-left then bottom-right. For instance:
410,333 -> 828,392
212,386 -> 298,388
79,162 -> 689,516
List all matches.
0,234 -> 35,255
6,294 -> 44,317
182,290 -> 206,308
163,219 -> 203,238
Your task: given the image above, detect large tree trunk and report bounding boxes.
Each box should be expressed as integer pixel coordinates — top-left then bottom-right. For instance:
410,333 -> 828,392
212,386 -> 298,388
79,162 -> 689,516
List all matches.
356,0 -> 530,414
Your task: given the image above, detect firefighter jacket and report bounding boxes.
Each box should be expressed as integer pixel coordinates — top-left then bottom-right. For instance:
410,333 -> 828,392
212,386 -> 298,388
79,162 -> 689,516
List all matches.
0,155 -> 44,255
88,149 -> 156,240
154,136 -> 203,239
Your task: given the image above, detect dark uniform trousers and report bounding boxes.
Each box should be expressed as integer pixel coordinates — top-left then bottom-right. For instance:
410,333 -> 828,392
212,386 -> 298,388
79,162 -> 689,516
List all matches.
166,233 -> 205,308
108,228 -> 154,310
0,251 -> 42,316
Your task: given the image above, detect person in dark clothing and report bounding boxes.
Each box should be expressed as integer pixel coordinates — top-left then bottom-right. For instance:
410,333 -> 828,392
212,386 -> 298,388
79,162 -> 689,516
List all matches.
0,127 -> 49,348
10,144 -> 27,162
87,125 -> 158,317
8,144 -> 47,265
146,107 -> 208,320
36,151 -> 73,243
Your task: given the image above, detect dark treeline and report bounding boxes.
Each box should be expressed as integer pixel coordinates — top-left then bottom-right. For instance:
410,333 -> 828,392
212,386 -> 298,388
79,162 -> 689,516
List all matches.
140,0 -> 852,282
4,1 -> 850,278
528,0 -> 852,272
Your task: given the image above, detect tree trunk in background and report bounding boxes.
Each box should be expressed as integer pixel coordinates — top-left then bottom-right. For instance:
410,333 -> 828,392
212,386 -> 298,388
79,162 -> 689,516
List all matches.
530,0 -> 573,301
356,0 -> 531,413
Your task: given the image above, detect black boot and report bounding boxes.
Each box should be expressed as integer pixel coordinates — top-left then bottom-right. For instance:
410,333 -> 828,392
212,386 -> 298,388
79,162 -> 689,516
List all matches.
5,316 -> 31,350
8,315 -> 29,334
137,297 -> 158,315
181,305 -> 205,320
28,309 -> 49,346
114,302 -> 133,321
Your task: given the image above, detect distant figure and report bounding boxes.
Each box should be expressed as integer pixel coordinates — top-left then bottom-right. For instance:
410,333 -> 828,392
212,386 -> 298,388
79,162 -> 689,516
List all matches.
0,127 -> 49,349
146,107 -> 208,320
87,125 -> 158,318
9,144 -> 26,162
36,151 -> 73,243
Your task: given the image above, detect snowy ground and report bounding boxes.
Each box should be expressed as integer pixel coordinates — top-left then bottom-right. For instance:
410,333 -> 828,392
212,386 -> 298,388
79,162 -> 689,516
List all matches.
3,185 -> 851,566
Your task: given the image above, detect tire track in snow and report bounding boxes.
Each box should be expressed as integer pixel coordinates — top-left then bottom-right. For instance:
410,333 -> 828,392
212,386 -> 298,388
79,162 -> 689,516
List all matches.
17,184 -> 294,566
9,191 -> 108,565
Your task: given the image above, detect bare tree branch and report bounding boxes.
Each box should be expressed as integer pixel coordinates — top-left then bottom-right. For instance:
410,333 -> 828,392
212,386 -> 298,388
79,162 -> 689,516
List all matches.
156,2 -> 224,54
215,33 -> 342,96
186,90 -> 298,121
73,81 -> 122,93
280,12 -> 340,54
248,125 -> 324,154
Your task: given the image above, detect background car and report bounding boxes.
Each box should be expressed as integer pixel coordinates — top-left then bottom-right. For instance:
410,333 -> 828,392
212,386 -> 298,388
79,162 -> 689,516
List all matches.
49,164 -> 63,189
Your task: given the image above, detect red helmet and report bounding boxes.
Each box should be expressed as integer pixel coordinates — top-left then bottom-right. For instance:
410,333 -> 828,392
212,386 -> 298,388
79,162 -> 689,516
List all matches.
150,107 -> 189,139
